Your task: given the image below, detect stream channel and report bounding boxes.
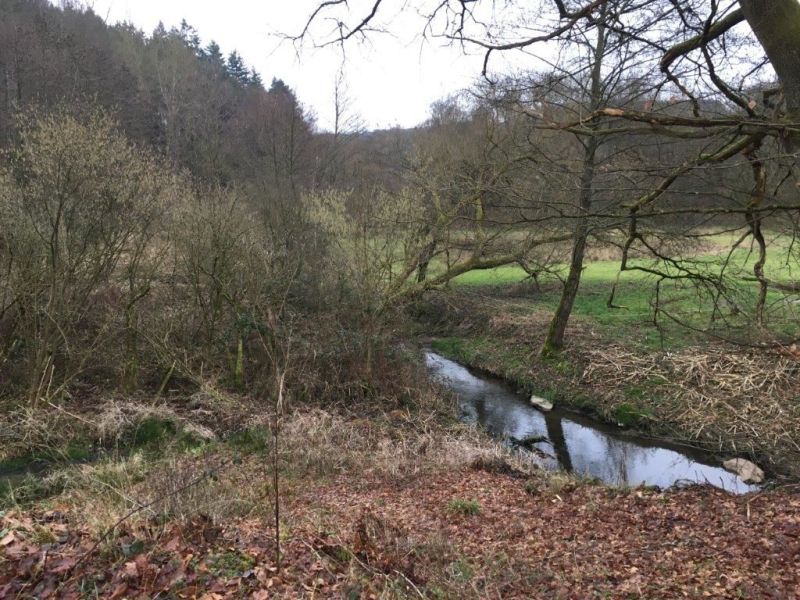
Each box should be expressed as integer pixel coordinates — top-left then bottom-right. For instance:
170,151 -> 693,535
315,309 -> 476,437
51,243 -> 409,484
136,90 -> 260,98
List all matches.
425,351 -> 758,494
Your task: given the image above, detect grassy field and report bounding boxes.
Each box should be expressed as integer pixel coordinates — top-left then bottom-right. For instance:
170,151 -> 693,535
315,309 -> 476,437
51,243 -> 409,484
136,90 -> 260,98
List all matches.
447,243 -> 800,349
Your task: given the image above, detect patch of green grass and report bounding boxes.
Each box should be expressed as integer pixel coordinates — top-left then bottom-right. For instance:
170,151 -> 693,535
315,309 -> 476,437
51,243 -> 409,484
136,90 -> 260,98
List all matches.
447,250 -> 800,350
122,417 -> 206,456
130,417 -> 178,447
623,386 -> 648,402
226,426 -> 271,455
612,403 -> 655,427
446,498 -> 481,516
431,337 -> 486,364
623,377 -> 668,402
549,357 -> 575,376
0,473 -> 61,509
0,442 -> 92,477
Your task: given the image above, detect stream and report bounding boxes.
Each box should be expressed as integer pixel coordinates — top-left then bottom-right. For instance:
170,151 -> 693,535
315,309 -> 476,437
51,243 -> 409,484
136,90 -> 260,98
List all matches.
425,351 -> 758,494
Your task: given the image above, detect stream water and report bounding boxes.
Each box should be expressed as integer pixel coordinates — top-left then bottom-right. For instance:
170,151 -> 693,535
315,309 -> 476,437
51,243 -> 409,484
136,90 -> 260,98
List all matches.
425,351 -> 758,494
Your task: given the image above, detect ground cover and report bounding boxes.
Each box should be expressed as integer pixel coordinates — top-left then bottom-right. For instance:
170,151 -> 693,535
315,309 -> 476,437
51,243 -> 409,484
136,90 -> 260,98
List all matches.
2,395 -> 799,599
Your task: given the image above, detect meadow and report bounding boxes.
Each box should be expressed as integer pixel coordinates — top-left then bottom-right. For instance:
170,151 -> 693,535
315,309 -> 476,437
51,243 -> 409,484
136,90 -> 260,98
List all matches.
449,234 -> 800,349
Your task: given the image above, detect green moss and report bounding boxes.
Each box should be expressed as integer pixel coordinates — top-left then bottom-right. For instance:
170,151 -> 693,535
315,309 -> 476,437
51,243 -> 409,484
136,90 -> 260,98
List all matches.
206,550 -> 256,578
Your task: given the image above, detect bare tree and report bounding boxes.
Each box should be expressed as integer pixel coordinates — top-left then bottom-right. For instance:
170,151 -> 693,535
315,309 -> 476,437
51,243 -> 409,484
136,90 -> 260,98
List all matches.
295,0 -> 800,346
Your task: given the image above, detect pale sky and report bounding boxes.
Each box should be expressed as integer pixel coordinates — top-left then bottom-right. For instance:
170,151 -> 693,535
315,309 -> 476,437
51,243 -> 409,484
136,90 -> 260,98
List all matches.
86,0 -> 502,131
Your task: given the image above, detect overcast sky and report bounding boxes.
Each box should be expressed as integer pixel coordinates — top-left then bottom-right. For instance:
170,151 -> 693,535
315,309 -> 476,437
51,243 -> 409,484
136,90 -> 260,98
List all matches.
86,0 -> 503,131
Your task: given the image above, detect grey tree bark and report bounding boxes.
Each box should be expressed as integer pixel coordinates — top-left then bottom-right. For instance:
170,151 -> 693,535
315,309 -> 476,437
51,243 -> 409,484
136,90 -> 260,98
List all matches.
541,10 -> 607,356
739,0 -> 800,122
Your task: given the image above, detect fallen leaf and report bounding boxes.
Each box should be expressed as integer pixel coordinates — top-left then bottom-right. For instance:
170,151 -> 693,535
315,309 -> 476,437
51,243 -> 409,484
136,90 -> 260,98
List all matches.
0,531 -> 17,546
123,560 -> 138,580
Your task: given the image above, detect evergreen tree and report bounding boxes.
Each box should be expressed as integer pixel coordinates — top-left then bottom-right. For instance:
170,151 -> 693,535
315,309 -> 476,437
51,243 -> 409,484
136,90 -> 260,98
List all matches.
179,19 -> 201,53
248,68 -> 263,88
202,40 -> 225,70
226,50 -> 249,85
269,77 -> 291,95
152,21 -> 167,39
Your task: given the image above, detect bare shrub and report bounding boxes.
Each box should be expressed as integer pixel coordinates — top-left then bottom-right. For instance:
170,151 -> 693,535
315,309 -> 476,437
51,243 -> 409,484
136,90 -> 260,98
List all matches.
0,107 -> 182,401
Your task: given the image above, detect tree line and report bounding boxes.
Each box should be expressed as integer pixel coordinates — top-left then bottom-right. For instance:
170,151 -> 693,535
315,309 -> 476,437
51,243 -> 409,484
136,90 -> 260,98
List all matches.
1,0 -> 799,410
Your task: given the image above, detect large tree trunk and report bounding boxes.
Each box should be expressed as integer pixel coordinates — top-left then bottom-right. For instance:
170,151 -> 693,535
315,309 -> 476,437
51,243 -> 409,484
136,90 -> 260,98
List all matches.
739,0 -> 800,122
541,12 -> 606,357
541,136 -> 597,357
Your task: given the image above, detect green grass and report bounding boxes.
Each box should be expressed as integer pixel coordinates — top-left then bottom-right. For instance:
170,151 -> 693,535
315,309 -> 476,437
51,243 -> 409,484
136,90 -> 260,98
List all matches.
227,426 -> 271,455
446,250 -> 800,349
431,337 -> 485,363
120,416 -> 208,457
612,402 -> 656,427
446,498 -> 482,516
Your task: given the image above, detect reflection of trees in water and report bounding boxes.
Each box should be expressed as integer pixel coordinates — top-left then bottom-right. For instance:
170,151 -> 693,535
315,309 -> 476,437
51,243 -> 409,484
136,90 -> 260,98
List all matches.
472,389 -> 544,440
604,437 -> 637,486
434,355 -> 753,492
458,400 -> 478,425
544,412 -> 573,473
473,395 -> 510,439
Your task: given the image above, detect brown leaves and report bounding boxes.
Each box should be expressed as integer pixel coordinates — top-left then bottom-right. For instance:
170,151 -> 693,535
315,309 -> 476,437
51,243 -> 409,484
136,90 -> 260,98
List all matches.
0,531 -> 17,547
3,467 -> 800,598
303,469 -> 800,598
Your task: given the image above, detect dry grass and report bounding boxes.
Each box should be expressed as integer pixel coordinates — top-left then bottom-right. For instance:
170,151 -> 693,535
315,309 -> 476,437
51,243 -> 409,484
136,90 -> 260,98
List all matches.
0,404 -> 88,462
581,344 -> 800,471
15,392 -> 538,536
93,401 -> 218,445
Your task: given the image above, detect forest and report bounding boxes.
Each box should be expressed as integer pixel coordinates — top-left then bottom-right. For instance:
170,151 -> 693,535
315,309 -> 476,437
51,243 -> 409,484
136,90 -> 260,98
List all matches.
1,0 -> 800,597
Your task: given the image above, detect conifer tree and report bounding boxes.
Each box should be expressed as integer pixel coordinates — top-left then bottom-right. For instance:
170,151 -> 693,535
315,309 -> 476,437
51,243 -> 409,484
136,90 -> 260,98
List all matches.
226,50 -> 249,85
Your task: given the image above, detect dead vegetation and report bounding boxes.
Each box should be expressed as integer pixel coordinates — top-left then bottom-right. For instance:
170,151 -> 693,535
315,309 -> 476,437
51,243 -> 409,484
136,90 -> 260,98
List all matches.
2,346 -> 799,598
3,459 -> 799,599
1,378 -> 524,526
581,344 -> 800,473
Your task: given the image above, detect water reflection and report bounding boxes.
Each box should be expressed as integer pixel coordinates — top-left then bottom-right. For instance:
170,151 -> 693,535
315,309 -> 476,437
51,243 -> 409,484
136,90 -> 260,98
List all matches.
426,351 -> 758,494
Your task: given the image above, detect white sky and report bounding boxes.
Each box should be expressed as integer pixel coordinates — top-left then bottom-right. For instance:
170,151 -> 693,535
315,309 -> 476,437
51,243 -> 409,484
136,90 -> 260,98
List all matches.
86,0 -> 502,131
